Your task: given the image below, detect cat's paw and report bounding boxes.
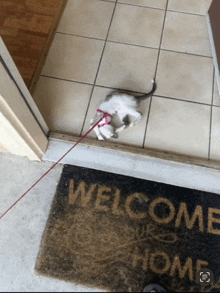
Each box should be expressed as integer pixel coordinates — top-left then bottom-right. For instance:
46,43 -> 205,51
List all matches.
115,125 -> 126,132
98,136 -> 105,141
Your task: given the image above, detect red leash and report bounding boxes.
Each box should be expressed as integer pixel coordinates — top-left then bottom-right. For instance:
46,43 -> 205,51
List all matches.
0,116 -> 105,220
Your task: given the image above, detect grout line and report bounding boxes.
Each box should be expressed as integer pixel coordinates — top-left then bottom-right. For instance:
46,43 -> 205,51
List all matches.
142,0 -> 169,148
208,66 -> 215,160
109,39 -> 213,59
94,84 -> 215,108
212,68 -> 215,108
159,47 -> 212,59
114,1 -> 165,11
99,0 -> 208,17
56,31 -> 106,42
56,32 -> 213,60
79,0 -> 119,136
99,0 -> 116,2
41,74 -> 215,107
150,94 -> 213,107
107,39 -> 159,50
100,0 -> 166,11
56,31 -> 159,50
166,8 -> 209,17
41,74 -> 93,87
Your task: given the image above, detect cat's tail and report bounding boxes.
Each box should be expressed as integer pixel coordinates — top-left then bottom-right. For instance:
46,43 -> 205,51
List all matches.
135,79 -> 156,101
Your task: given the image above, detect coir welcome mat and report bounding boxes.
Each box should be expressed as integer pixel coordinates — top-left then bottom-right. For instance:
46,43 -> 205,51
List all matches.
35,165 -> 220,292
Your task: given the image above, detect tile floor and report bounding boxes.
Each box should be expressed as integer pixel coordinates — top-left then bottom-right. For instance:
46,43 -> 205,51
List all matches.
33,0 -> 220,161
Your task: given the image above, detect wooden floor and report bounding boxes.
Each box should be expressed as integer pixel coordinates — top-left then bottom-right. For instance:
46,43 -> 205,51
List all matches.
0,0 -> 67,89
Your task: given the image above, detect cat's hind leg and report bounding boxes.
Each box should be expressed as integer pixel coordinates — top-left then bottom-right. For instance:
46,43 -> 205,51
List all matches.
127,110 -> 142,127
115,114 -> 130,133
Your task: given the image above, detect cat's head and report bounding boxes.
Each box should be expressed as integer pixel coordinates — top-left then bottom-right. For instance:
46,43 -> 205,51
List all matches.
99,124 -> 118,140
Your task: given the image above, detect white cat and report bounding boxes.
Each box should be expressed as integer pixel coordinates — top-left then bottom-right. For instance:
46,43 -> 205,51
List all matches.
90,80 -> 156,140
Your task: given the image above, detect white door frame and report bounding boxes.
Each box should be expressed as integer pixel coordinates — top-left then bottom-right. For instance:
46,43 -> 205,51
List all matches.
0,37 -> 49,160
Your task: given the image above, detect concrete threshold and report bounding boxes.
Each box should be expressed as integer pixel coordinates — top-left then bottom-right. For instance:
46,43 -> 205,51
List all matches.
42,132 -> 220,195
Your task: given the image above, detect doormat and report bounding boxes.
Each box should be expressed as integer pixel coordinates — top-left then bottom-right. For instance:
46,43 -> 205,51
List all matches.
35,165 -> 220,292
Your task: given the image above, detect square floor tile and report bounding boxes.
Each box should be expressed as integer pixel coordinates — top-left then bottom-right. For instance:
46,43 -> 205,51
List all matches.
210,106 -> 220,160
168,0 -> 212,15
145,97 -> 211,158
156,50 -> 213,104
42,34 -> 105,84
213,76 -> 220,106
33,77 -> 93,135
108,4 -> 165,48
161,11 -> 212,57
118,0 -> 167,9
96,42 -> 158,92
57,0 -> 115,39
81,86 -> 151,147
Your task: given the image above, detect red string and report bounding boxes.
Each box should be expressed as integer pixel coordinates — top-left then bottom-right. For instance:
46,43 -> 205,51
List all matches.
0,116 -> 104,220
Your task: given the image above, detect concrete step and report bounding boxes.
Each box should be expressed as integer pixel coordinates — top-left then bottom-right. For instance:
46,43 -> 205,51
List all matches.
42,132 -> 220,194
